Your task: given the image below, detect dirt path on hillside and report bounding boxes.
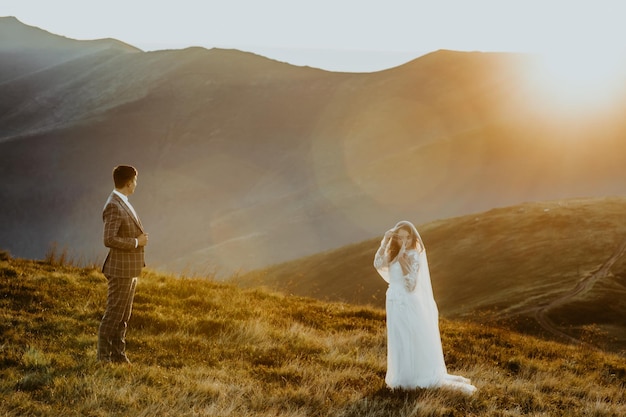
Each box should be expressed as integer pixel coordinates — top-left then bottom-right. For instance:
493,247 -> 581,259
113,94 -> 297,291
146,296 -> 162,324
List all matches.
532,237 -> 626,344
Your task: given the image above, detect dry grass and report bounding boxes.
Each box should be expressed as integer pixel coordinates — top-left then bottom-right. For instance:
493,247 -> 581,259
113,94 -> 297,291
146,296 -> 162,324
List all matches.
1,255 -> 625,416
233,197 -> 626,354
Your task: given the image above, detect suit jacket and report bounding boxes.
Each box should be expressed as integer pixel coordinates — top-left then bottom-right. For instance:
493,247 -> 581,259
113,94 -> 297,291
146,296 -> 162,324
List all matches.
102,192 -> 145,279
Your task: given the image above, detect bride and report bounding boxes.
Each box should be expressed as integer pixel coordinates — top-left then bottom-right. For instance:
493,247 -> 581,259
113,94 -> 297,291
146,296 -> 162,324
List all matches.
374,220 -> 477,394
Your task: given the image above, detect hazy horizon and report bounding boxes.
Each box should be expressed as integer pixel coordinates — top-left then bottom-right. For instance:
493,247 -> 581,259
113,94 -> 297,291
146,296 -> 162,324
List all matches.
4,1 -> 626,72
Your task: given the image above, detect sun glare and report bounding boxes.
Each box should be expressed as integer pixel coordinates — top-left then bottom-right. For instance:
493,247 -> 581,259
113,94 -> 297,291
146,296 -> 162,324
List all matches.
526,50 -> 626,114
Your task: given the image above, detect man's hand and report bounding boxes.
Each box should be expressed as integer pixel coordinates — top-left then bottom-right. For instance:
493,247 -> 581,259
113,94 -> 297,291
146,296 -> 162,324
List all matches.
137,233 -> 149,247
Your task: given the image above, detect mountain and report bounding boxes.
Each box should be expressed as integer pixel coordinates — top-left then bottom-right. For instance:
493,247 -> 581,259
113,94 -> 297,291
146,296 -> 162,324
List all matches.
0,16 -> 139,83
233,197 -> 626,354
2,17 -> 626,277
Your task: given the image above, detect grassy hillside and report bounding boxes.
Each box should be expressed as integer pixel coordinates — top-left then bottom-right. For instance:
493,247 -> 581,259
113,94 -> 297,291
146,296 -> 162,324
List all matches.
1,253 -> 625,416
233,197 -> 626,354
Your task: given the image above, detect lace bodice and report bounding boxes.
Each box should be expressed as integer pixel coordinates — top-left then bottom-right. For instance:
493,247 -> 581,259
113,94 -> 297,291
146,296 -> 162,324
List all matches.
374,247 -> 420,293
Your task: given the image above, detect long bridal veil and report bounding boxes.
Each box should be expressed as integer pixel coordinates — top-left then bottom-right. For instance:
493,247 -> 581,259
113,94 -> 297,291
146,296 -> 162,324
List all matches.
375,221 -> 476,395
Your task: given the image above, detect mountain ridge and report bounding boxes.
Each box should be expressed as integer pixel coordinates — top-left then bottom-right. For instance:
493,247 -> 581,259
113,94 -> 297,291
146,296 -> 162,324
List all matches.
2,17 -> 626,278
0,16 -> 140,53
0,16 -> 140,84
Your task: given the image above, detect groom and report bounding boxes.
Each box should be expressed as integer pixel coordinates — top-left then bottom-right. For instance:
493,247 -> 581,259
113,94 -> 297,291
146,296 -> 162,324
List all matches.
97,165 -> 148,364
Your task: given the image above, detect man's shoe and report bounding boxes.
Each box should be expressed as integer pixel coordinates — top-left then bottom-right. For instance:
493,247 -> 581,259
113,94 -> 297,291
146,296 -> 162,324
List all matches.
111,354 -> 131,364
97,353 -> 112,363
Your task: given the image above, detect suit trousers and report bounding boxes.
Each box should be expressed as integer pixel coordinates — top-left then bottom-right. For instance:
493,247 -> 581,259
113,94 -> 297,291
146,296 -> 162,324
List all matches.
97,276 -> 137,361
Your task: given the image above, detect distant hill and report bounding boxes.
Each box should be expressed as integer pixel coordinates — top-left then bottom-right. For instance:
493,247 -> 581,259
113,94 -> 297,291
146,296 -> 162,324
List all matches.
1,254 -> 625,416
0,16 -> 140,83
233,197 -> 626,354
2,17 -> 626,278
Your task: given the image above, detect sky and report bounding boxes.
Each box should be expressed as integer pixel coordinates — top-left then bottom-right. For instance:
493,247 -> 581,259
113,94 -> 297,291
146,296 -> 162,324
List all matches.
3,0 -> 626,72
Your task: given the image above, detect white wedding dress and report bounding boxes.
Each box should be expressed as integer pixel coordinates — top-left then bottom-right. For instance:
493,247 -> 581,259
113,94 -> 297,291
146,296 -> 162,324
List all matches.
374,221 -> 476,395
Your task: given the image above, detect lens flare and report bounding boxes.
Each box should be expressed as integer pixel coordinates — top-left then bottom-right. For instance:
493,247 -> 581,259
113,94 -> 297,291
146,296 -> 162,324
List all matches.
525,50 -> 626,114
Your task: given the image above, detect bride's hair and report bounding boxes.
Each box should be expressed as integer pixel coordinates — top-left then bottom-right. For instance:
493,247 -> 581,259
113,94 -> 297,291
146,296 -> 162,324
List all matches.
387,224 -> 418,261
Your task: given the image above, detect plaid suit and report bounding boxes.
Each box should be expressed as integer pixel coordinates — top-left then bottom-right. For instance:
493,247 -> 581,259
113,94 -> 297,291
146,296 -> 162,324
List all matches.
98,192 -> 145,362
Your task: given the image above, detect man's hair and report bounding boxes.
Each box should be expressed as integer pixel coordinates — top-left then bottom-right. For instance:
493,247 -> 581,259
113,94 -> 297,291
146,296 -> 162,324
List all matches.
113,165 -> 138,189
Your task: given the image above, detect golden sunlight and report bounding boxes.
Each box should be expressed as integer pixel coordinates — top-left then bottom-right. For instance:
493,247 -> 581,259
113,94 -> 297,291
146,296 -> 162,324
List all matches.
525,50 -> 626,114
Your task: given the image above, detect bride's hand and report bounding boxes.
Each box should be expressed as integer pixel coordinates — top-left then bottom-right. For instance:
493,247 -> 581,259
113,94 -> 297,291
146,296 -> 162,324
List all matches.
398,254 -> 409,272
383,230 -> 394,248
398,245 -> 413,275
398,241 -> 406,256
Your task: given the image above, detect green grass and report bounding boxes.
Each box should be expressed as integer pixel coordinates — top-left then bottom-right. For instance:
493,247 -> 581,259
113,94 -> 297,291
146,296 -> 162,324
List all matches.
1,254 -> 625,416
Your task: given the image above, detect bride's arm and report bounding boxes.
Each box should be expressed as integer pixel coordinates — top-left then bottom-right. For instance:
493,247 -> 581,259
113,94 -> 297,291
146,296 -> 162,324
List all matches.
373,231 -> 393,270
403,251 -> 420,292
